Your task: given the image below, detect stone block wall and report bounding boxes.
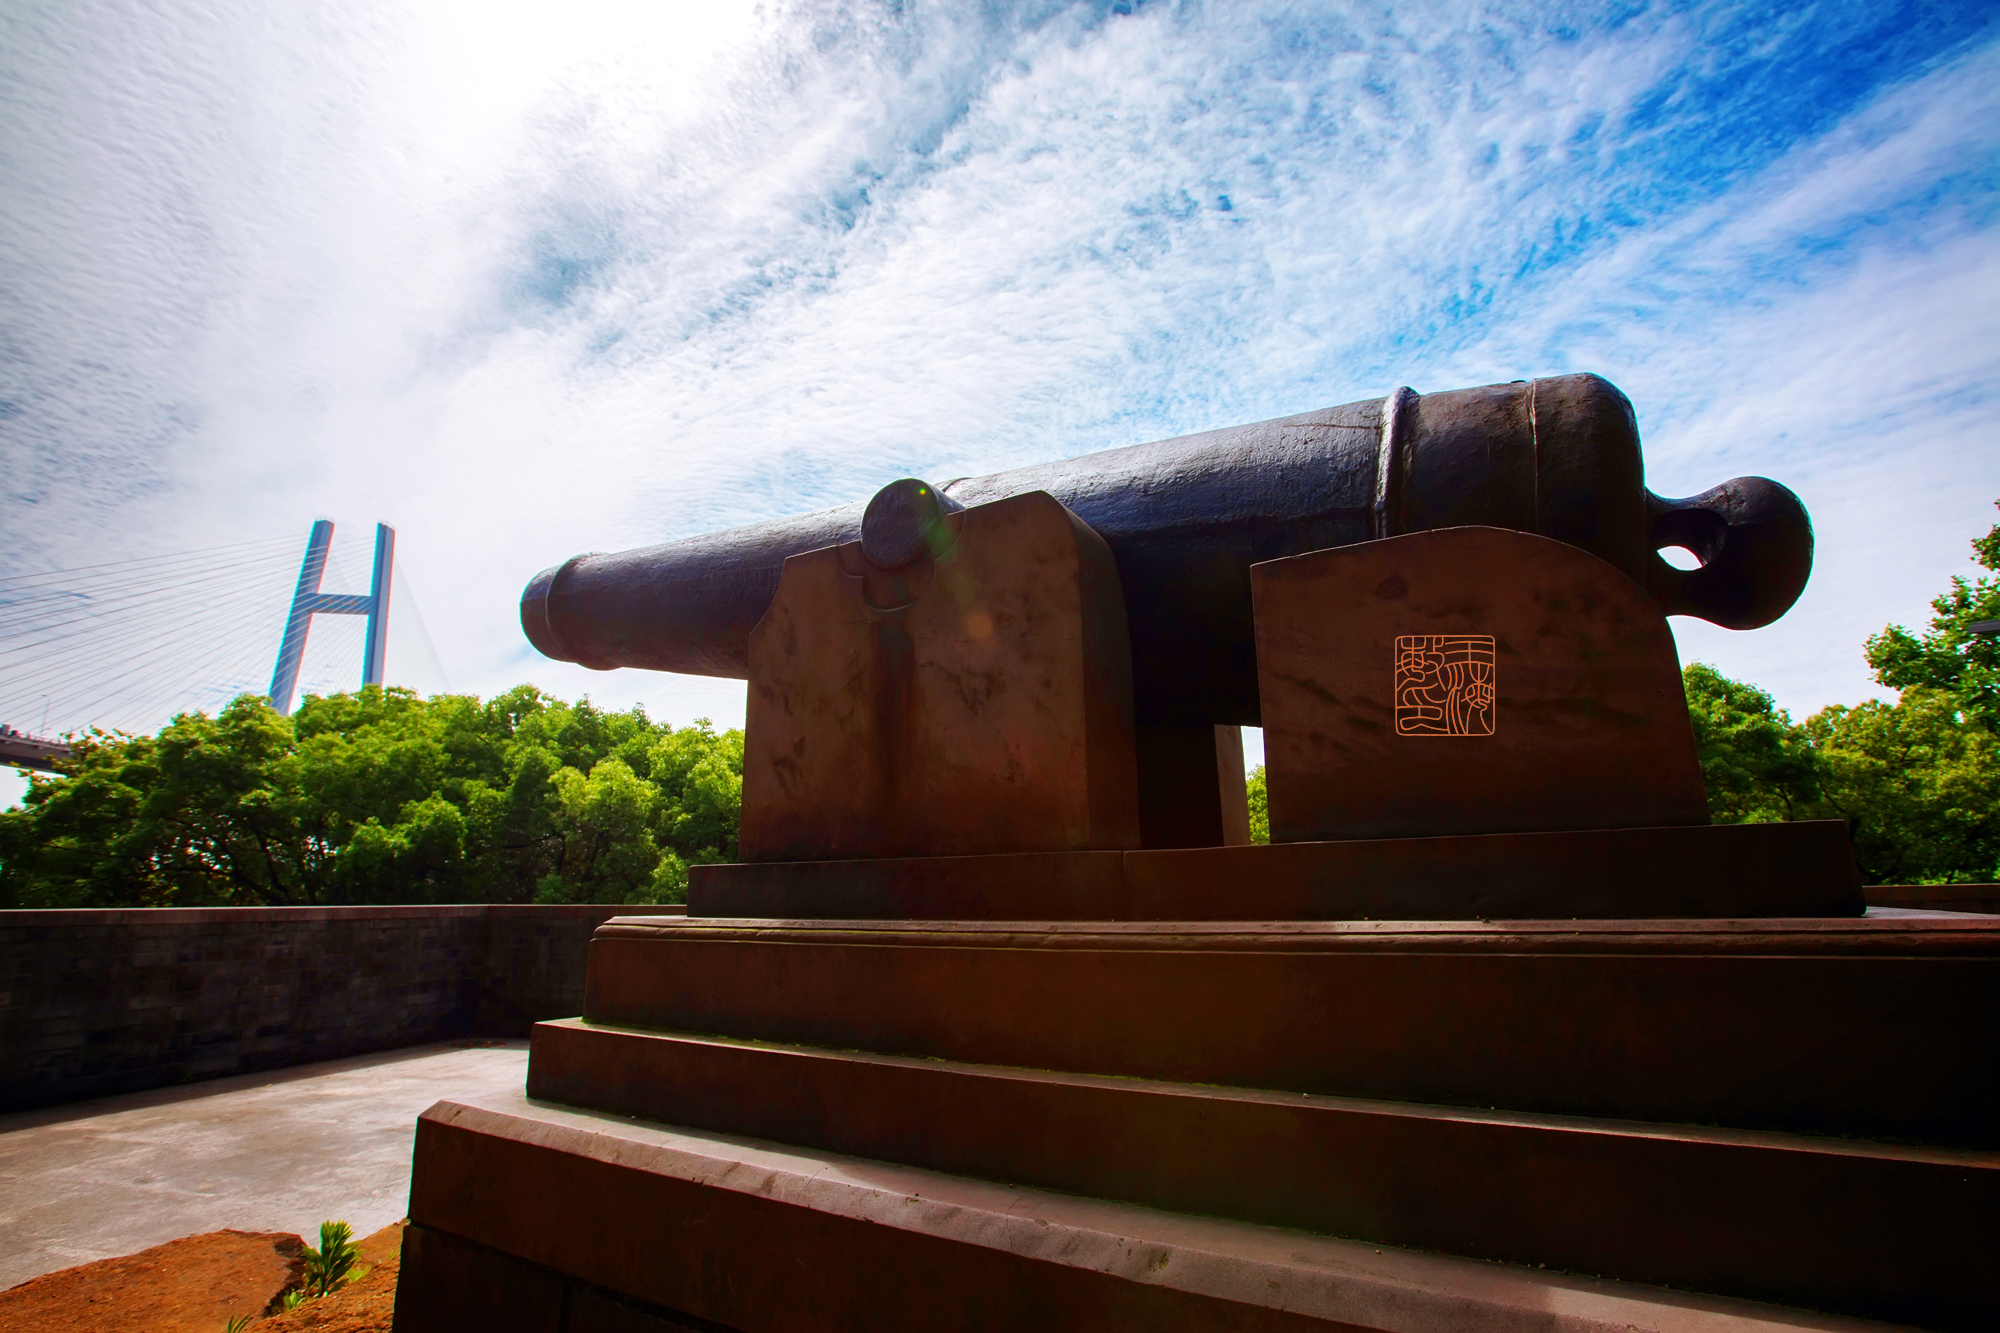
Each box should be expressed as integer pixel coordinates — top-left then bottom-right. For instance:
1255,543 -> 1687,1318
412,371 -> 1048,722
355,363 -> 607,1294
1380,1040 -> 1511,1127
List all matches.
1865,883 -> 2000,914
0,903 -> 680,1114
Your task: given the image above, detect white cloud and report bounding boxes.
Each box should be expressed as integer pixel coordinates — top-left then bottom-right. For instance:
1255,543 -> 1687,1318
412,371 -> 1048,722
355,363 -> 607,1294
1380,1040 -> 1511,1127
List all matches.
2,0 -> 1995,751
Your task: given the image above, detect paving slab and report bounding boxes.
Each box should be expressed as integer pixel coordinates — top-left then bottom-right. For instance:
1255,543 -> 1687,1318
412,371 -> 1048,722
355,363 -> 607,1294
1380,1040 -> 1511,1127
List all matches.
0,1038 -> 527,1290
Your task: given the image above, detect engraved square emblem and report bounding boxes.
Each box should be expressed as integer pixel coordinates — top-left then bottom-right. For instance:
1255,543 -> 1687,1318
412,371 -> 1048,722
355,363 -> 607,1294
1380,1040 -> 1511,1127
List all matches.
1394,635 -> 1496,736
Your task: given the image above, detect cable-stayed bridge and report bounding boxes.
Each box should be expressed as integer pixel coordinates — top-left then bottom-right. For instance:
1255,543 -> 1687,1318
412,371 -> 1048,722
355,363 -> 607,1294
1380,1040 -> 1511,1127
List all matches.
0,522 -> 449,772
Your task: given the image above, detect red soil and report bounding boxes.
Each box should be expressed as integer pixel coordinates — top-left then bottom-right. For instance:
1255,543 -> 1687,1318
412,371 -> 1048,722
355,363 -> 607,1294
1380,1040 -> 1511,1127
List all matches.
0,1222 -> 402,1333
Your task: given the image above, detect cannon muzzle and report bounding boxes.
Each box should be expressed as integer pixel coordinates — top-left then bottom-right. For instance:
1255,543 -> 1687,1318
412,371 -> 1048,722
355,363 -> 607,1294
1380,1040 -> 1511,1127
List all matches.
522,373 -> 1811,725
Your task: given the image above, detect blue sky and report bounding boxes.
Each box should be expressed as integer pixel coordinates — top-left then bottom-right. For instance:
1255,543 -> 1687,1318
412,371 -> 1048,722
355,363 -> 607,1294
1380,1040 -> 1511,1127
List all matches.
3,0 -> 1998,801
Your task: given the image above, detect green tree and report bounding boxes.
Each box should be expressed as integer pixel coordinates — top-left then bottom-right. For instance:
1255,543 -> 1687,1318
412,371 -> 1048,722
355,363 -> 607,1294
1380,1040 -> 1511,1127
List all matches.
0,696 -> 339,907
0,685 -> 743,909
648,723 -> 742,857
1804,689 -> 2000,884
0,729 -> 166,907
1246,765 -> 1269,844
1682,662 -> 2000,884
1864,502 -> 2000,729
536,758 -> 665,904
1682,663 -> 1818,823
1672,500 -> 2000,884
335,794 -> 469,903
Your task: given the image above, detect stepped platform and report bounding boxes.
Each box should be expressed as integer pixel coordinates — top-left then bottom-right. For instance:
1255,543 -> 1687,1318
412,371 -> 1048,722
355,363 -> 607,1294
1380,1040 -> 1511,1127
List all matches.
686,822 -> 1862,921
400,1091 -> 1917,1333
410,380 -> 1967,1329
396,911 -> 1999,1331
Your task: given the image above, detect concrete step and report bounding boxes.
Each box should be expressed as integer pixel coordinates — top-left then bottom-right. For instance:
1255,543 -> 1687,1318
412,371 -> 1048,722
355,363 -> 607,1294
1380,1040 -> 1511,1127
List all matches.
399,1092 -> 1917,1333
526,1019 -> 1994,1328
581,914 -> 2000,1146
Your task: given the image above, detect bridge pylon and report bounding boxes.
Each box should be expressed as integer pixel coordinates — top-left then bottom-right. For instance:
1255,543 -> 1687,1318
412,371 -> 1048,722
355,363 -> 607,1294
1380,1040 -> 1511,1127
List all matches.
268,520 -> 396,717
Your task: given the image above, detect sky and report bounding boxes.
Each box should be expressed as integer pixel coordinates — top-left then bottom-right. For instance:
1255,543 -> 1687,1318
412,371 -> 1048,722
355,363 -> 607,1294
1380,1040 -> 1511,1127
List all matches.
3,0 -> 1998,805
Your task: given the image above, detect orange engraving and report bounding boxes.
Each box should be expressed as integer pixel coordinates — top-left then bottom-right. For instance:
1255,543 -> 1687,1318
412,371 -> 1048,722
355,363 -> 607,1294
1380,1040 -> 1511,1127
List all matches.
1394,635 -> 1496,736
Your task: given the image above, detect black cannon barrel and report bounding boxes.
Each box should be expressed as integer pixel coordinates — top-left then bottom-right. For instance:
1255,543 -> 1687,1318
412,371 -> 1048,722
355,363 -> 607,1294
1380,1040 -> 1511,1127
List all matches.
522,373 -> 1812,726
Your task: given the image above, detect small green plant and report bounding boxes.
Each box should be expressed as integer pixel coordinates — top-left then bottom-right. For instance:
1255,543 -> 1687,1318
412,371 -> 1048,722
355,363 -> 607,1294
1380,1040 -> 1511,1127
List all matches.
282,1289 -> 307,1310
224,1317 -> 253,1333
300,1219 -> 361,1298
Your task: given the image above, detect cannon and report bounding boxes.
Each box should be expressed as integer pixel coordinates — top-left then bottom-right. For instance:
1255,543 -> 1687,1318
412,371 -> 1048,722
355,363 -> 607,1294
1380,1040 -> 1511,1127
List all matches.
393,375 -> 1925,1333
521,373 -> 1812,726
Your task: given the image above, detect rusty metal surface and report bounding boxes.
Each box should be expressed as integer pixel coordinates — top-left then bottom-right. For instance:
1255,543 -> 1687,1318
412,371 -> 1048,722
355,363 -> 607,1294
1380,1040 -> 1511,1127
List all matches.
400,1096 -> 1910,1333
1254,526 -> 1709,841
738,491 -> 1139,861
521,374 -> 1813,725
580,914 -> 2000,1147
1133,724 -> 1252,848
402,1101 -> 1379,1332
690,850 -> 1131,919
391,1220 -> 571,1332
1121,819 -> 1860,918
688,819 -> 1862,921
1647,476 -> 1818,632
526,1021 -> 1996,1329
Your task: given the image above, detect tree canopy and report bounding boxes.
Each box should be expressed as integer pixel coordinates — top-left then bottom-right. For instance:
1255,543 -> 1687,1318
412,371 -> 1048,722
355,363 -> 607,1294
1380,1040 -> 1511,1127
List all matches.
1863,502 -> 2000,730
0,685 -> 741,909
1685,668 -> 1999,884
1681,501 -> 2000,884
8,506 -> 1999,901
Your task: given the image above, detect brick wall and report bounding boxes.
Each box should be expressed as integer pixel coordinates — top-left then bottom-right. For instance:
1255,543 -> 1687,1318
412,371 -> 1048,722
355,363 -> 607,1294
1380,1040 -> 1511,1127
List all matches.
0,903 -> 682,1113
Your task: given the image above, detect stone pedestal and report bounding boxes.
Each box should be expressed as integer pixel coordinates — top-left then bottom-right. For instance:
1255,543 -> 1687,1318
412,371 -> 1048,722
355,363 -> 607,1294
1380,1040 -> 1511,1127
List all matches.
740,490 -> 1140,861
687,819 -> 1863,920
1253,526 -> 1709,842
398,517 -> 1988,1332
395,912 -> 2000,1331
1135,723 -> 1252,848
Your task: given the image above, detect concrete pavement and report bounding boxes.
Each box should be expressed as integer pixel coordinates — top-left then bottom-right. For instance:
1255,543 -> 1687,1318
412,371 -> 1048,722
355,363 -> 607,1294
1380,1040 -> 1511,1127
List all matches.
0,1039 -> 528,1290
